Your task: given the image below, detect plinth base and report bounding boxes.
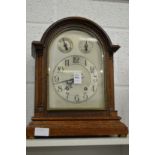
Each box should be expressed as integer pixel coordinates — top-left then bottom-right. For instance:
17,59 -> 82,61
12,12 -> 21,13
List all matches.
27,119 -> 128,139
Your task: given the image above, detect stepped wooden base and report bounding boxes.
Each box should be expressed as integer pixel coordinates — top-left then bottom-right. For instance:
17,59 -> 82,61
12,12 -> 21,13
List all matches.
27,118 -> 128,139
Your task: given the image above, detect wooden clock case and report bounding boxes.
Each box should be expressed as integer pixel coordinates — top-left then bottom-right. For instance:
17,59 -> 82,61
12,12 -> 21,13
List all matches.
26,17 -> 128,138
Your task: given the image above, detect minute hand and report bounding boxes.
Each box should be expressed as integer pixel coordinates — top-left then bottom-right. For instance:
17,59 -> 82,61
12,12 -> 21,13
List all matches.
54,78 -> 74,84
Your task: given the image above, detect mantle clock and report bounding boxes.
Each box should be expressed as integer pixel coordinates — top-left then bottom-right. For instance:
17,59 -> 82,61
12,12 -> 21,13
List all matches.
26,17 -> 128,138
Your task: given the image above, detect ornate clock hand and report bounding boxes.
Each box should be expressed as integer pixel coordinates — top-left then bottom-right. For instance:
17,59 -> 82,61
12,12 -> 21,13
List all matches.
84,41 -> 88,51
54,78 -> 74,84
66,78 -> 74,84
63,38 -> 68,51
54,74 -> 84,85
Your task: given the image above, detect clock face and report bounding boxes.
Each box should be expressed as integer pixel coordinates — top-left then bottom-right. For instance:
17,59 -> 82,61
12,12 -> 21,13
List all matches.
47,29 -> 105,110
52,55 -> 98,103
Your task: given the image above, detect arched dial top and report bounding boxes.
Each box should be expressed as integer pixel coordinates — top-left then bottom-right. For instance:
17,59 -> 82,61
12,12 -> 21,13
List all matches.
32,17 -> 120,58
47,29 -> 105,110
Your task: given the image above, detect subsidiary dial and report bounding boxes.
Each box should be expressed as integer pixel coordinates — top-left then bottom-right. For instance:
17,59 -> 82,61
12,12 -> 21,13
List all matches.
79,40 -> 93,53
57,37 -> 73,53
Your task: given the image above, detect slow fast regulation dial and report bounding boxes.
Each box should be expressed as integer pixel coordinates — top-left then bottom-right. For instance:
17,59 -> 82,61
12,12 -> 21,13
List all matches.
79,40 -> 93,53
57,37 -> 73,53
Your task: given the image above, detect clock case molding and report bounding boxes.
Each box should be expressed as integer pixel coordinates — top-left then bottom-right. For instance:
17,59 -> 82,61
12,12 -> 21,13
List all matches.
26,17 -> 128,138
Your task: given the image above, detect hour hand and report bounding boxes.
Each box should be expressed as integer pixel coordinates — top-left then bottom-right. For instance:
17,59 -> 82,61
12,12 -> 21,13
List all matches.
54,75 -> 84,85
54,78 -> 74,84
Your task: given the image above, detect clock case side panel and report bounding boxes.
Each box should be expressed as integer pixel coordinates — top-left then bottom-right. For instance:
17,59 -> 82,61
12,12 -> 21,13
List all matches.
27,17 -> 128,138
31,41 -> 46,117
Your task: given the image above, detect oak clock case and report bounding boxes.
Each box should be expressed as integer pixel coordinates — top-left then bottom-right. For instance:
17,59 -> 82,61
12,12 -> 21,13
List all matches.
27,17 -> 128,138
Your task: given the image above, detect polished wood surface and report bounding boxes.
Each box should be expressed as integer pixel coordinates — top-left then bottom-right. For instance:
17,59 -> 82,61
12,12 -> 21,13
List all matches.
27,17 -> 128,138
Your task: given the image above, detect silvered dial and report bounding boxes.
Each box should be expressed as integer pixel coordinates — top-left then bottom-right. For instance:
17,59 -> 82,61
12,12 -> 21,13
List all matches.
52,55 -> 98,103
79,40 -> 93,53
57,37 -> 73,53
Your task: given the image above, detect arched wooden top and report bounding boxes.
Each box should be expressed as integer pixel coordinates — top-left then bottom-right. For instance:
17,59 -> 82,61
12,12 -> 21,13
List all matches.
32,17 -> 120,57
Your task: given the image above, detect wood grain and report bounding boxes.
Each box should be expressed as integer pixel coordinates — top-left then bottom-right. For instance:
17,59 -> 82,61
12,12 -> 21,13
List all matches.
27,17 -> 128,138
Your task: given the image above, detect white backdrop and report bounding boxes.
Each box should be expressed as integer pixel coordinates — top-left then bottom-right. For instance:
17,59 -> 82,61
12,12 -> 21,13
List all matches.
26,0 -> 129,155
